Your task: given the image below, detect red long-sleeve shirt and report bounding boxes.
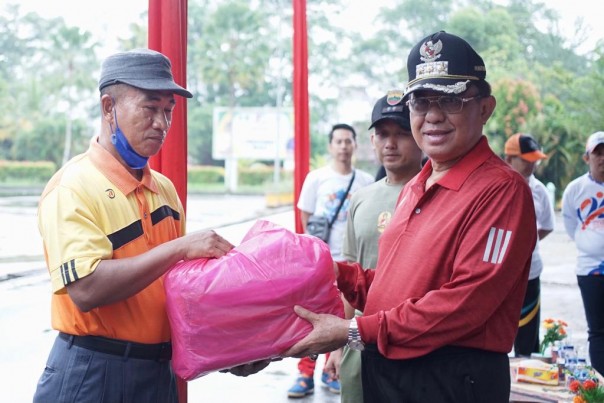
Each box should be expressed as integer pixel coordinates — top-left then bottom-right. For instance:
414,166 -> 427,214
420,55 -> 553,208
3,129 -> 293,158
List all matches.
337,136 -> 536,359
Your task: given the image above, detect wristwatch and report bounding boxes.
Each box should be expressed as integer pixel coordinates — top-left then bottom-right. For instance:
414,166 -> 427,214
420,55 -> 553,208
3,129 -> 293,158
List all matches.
347,318 -> 365,351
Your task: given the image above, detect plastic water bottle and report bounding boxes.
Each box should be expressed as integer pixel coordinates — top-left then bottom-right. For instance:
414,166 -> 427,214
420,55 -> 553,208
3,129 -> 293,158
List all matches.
556,357 -> 566,383
574,358 -> 590,382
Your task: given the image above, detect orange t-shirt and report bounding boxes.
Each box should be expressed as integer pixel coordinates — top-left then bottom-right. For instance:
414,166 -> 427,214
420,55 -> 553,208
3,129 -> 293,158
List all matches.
38,138 -> 185,343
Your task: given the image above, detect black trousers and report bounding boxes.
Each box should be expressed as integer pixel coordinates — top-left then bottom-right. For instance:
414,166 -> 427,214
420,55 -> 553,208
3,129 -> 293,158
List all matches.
361,344 -> 510,403
578,275 -> 604,374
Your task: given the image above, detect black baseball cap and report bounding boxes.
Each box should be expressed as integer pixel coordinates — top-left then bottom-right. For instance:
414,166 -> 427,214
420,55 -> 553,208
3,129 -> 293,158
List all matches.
404,31 -> 486,98
98,48 -> 193,98
368,89 -> 410,131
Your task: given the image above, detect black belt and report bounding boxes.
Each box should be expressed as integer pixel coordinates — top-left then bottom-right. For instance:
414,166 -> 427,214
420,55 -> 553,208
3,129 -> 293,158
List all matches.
59,332 -> 172,361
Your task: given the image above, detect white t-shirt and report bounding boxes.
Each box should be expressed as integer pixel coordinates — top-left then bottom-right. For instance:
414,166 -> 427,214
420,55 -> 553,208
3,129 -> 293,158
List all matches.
562,172 -> 604,276
528,175 -> 555,279
297,166 -> 374,260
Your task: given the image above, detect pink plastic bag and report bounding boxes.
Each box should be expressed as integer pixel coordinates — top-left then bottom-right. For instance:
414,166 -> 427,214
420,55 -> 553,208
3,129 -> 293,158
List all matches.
164,219 -> 344,380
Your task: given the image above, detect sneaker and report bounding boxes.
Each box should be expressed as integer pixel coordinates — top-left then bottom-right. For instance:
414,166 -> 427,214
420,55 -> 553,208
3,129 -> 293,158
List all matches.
287,375 -> 314,398
321,371 -> 341,394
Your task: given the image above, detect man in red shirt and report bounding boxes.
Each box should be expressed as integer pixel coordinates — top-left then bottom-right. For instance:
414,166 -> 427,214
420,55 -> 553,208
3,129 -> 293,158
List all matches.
284,31 -> 536,402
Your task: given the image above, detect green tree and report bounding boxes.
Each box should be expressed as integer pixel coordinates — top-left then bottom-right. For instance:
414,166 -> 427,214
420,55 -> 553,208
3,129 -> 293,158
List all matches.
1,9 -> 99,166
188,1 -> 274,107
12,117 -> 88,164
489,78 -> 542,139
0,4 -> 35,158
573,45 -> 604,134
187,105 -> 214,165
118,11 -> 148,50
534,99 -> 585,200
187,0 -> 277,165
32,17 -> 99,165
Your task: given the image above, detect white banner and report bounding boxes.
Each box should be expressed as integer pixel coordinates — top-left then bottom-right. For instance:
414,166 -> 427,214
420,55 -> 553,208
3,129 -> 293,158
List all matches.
212,107 -> 294,160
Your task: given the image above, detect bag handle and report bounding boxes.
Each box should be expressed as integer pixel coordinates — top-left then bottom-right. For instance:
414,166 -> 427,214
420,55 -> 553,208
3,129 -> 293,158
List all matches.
328,170 -> 355,228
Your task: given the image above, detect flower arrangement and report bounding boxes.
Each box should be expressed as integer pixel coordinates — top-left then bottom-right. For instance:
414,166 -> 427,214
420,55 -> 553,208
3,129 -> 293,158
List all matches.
569,378 -> 604,403
540,318 -> 568,355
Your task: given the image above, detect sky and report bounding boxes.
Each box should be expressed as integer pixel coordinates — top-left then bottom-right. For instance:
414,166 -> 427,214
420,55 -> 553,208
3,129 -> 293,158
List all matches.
9,0 -> 604,58
7,0 -> 148,59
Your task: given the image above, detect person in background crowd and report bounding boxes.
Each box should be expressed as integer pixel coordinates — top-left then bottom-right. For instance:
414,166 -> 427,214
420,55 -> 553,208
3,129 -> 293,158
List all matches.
287,123 -> 374,398
33,49 -> 264,403
325,90 -> 423,403
284,31 -> 537,403
562,131 -> 604,375
504,133 -> 555,357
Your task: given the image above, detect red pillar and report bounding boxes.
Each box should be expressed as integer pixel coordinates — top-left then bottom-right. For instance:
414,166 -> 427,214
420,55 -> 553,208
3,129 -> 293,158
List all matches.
148,0 -> 189,212
148,0 -> 189,401
293,0 -> 310,234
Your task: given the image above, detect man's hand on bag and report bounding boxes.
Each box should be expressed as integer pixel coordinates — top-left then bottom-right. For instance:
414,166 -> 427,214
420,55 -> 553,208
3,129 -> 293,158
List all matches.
181,230 -> 234,260
282,305 -> 349,358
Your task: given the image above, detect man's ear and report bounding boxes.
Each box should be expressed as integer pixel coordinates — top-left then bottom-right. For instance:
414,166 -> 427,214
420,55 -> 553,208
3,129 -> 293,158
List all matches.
480,95 -> 496,124
583,153 -> 590,164
100,94 -> 114,122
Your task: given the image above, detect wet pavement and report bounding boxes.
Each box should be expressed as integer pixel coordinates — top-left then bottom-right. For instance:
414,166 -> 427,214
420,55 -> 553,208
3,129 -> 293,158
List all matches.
0,192 -> 587,402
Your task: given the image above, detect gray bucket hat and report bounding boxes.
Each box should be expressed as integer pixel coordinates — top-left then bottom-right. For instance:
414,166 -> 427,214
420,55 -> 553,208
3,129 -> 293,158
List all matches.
98,48 -> 193,98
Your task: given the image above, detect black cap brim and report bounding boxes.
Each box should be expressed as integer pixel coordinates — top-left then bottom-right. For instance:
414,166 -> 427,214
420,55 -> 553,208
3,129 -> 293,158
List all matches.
368,116 -> 411,131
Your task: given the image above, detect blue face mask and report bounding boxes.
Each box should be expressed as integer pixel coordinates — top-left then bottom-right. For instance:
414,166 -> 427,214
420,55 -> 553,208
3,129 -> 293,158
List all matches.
111,108 -> 148,170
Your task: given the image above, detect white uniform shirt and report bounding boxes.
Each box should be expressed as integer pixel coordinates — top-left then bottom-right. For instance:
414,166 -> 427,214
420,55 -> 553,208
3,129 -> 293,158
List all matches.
528,175 -> 555,279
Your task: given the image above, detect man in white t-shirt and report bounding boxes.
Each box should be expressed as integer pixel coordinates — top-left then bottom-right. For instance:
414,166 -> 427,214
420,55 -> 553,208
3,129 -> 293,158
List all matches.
504,133 -> 555,357
297,124 -> 375,260
287,123 -> 373,398
562,131 -> 604,374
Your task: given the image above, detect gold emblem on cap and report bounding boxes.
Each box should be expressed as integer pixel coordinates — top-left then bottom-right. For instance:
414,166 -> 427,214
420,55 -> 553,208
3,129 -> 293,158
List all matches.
386,89 -> 404,106
419,39 -> 443,62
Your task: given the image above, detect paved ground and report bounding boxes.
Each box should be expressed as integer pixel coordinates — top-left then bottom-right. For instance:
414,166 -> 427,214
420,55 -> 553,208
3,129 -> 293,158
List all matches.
0,193 -> 588,402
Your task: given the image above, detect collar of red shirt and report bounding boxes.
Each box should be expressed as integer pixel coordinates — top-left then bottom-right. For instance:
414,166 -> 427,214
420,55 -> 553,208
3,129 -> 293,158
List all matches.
418,136 -> 493,191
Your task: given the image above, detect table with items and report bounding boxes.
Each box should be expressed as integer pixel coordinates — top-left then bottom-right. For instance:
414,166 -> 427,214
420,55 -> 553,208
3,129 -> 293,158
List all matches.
509,343 -> 603,402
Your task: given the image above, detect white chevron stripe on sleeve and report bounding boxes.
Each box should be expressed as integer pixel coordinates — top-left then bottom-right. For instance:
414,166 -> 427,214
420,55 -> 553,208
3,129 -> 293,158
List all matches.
483,227 -> 512,264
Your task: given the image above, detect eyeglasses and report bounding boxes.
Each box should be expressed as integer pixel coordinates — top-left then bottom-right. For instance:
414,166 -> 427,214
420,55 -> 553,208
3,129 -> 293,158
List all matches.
406,95 -> 482,115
